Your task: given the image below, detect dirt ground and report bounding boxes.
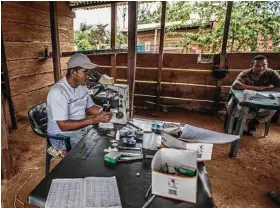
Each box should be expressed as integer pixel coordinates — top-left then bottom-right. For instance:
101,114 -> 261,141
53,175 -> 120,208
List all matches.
1,109 -> 280,208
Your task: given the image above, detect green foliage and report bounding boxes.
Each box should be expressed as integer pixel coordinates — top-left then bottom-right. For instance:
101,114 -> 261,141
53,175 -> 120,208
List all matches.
137,1 -> 280,52
138,3 -> 161,24
74,22 -> 127,51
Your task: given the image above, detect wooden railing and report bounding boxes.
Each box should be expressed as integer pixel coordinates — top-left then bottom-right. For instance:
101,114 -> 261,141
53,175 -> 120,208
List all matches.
87,52 -> 280,112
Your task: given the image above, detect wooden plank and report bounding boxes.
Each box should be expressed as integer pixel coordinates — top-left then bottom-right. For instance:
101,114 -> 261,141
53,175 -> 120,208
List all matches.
137,53 -> 158,67
156,1 -> 167,109
2,2 -> 73,30
160,83 -> 217,100
88,54 -> 111,66
228,53 -> 280,69
50,1 -> 61,82
2,98 -> 12,130
56,2 -> 75,18
127,1 -> 138,117
1,96 -> 14,180
221,1 -> 233,57
111,2 -> 117,49
4,42 -> 74,61
133,94 -> 217,112
161,69 -> 217,85
14,110 -> 30,128
117,53 -> 159,67
10,72 -> 54,96
116,53 -> 128,66
2,31 -> 17,129
95,53 -> 280,69
134,94 -> 155,107
1,2 -> 50,26
161,97 -> 214,112
117,67 -> 157,81
6,57 -> 69,78
163,54 -> 212,69
111,54 -> 117,78
2,22 -> 73,43
62,67 -> 111,78
10,1 -> 75,17
12,86 -> 51,114
110,2 -> 117,78
93,67 -> 111,75
133,82 -> 217,101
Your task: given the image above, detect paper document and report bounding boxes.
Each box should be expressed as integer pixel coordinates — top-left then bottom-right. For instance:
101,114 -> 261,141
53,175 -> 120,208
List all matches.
255,92 -> 280,99
45,178 -> 84,208
84,177 -> 122,208
180,124 -> 240,144
45,177 -> 122,208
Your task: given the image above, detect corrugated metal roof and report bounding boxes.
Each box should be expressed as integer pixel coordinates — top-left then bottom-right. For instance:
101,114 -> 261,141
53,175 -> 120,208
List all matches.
120,21 -> 213,33
68,1 -> 127,10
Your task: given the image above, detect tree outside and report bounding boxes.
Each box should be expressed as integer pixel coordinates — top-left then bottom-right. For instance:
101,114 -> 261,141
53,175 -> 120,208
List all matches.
74,22 -> 126,51
139,1 -> 280,53
74,1 -> 280,53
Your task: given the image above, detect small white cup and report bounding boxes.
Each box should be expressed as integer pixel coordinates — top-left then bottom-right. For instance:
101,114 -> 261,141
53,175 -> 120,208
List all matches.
142,132 -> 153,149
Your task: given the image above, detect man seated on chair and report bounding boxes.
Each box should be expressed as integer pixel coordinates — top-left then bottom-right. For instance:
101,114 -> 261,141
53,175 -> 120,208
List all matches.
47,53 -> 111,151
228,55 -> 280,136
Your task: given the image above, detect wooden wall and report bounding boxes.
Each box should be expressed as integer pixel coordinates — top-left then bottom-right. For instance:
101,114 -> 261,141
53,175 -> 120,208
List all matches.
2,1 -> 75,128
88,52 -> 280,111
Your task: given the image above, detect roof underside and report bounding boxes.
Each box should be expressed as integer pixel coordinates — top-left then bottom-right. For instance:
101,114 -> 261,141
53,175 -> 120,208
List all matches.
68,1 -> 126,10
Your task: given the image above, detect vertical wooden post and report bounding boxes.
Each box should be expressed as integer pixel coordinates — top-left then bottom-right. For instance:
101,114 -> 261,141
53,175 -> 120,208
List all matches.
111,2 -> 117,79
1,95 -> 14,180
213,1 -> 233,112
1,30 -> 17,129
156,1 -> 167,110
49,1 -> 61,82
127,1 -> 138,117
220,1 -> 233,69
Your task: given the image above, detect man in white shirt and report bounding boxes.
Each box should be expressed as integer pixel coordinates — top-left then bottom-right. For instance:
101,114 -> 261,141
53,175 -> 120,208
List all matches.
47,53 -> 111,150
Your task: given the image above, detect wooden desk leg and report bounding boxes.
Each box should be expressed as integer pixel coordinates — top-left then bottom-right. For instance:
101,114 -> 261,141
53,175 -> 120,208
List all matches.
229,107 -> 249,158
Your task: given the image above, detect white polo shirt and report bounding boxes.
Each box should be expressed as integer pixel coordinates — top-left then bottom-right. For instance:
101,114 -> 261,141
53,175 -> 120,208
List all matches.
47,77 -> 94,135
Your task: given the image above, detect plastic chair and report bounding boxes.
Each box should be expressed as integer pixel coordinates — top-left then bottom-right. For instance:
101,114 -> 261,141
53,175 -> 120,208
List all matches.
28,102 -> 71,176
224,93 -> 271,137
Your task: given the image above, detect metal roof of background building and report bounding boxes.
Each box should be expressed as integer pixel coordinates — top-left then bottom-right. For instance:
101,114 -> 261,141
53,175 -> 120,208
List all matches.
68,1 -> 127,10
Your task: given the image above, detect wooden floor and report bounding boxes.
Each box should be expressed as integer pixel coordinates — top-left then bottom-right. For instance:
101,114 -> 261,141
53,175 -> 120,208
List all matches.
1,109 -> 280,208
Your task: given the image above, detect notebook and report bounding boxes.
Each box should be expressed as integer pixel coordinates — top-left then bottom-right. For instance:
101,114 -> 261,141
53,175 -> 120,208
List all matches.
45,176 -> 122,208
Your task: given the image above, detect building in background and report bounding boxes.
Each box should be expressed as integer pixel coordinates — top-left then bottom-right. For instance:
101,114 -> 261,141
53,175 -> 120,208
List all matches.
120,21 -> 217,53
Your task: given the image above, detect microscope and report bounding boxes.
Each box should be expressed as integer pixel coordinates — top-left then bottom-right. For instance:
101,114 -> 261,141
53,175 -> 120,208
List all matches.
87,69 -> 129,125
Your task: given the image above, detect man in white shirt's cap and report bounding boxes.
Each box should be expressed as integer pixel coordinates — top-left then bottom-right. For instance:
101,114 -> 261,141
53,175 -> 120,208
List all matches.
47,53 -> 111,150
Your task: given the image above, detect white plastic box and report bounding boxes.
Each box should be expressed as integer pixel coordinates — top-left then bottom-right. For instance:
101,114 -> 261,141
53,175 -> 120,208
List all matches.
161,128 -> 213,161
151,148 -> 198,203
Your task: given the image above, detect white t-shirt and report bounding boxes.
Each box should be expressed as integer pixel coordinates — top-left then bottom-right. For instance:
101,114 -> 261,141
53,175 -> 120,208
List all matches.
47,77 -> 94,135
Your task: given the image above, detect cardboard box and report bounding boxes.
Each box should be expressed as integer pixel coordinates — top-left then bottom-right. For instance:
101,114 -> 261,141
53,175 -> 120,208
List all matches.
152,148 -> 197,203
161,128 -> 213,161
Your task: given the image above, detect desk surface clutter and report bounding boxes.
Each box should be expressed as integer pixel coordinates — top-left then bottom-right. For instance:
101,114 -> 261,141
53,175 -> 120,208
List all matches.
29,118 -> 218,208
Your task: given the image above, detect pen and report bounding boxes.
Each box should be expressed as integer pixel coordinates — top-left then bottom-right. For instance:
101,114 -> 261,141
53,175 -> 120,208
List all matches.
141,194 -> 155,208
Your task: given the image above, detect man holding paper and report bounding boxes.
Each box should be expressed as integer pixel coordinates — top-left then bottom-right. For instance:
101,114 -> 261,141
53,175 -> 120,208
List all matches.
228,55 -> 280,136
